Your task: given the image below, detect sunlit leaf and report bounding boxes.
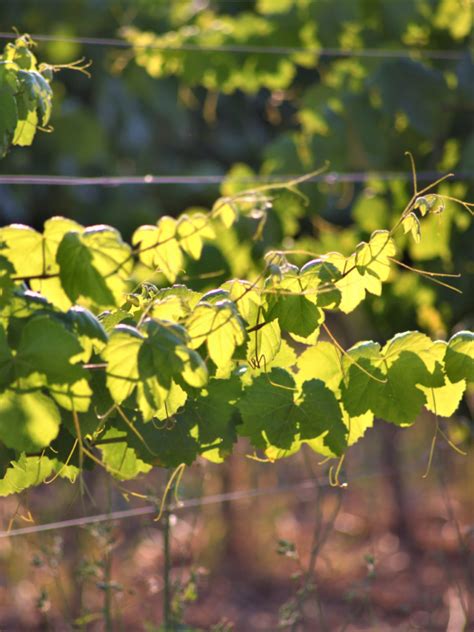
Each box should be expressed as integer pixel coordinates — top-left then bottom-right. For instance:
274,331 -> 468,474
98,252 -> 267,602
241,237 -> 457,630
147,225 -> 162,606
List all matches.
0,390 -> 61,451
187,300 -> 246,368
445,330 -> 474,383
133,216 -> 183,283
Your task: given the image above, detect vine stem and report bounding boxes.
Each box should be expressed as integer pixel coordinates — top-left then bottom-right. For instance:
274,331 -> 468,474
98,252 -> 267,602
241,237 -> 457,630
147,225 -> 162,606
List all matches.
103,476 -> 113,632
163,470 -> 173,631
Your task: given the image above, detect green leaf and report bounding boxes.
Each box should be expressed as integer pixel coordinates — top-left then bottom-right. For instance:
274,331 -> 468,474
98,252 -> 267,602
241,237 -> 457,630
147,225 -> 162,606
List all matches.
326,230 -> 395,313
266,288 -> 323,337
344,408 -> 373,448
213,199 -> 238,228
0,454 -> 55,497
402,212 -> 421,243
295,342 -> 343,394
98,427 -> 152,481
342,346 -> 432,426
150,285 -> 200,321
265,339 -> 297,371
103,325 -> 142,404
23,70 -> 52,125
13,109 -> 38,146
0,255 -> 14,308
138,322 -> 188,390
99,309 -> 132,334
177,212 -> 215,259
0,79 -> 17,157
0,218 -> 82,309
340,341 -> 384,416
15,314 -> 85,384
0,325 -> 14,390
374,352 -> 429,425
295,379 -> 346,454
414,195 -> 444,216
103,321 -> 207,420
31,217 -> 83,308
133,217 -> 183,283
64,306 -> 108,362
224,280 -> 260,323
49,379 -> 92,413
0,224 -> 46,277
247,319 -> 282,368
326,252 -> 366,314
187,300 -> 246,368
305,408 -> 373,458
265,265 -> 324,337
154,380 -> 187,421
136,320 -> 206,419
354,230 -> 396,294
420,378 -> 466,417
299,259 -> 342,309
224,281 -> 282,367
186,375 -> 242,458
382,332 -> 445,387
445,331 -> 474,383
118,412 -> 200,468
57,226 -> 132,308
238,368 -> 297,450
0,390 -> 61,451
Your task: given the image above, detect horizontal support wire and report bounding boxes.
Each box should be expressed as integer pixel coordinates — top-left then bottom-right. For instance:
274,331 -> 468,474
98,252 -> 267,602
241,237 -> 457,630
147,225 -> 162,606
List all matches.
0,171 -> 472,187
0,32 -> 468,61
0,478 -> 320,538
0,465 -> 421,539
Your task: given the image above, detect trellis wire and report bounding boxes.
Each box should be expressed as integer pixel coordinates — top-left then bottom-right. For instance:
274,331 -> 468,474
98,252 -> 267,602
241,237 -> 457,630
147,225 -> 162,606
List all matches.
0,171 -> 472,187
0,464 -> 428,539
0,31 -> 468,61
0,479 -> 320,538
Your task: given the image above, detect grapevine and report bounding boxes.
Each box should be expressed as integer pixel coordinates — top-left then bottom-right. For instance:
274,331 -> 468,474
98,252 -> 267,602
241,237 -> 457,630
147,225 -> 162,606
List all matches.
0,148 -> 472,496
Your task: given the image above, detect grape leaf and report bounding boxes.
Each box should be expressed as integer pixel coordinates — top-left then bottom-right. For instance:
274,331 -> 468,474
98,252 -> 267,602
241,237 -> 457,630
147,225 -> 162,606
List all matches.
49,379 -> 92,413
0,325 -> 14,390
295,341 -> 343,394
0,390 -> 61,451
294,379 -> 347,454
445,331 -> 474,383
117,411 -> 200,467
0,75 -> 17,157
57,226 -> 132,307
103,325 -> 142,404
103,321 -> 207,420
15,314 -> 85,384
98,427 -> 152,480
420,378 -> 466,417
63,306 -> 108,361
177,212 -> 215,259
247,319 -> 282,368
133,217 -> 183,283
187,300 -> 246,368
0,454 -> 54,497
185,375 -> 242,459
327,230 -> 395,313
238,368 -> 297,450
265,266 -> 324,337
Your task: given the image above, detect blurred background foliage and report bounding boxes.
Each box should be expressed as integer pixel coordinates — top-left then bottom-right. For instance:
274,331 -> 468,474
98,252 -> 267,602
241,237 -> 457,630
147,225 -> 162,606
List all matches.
1,0 -> 473,341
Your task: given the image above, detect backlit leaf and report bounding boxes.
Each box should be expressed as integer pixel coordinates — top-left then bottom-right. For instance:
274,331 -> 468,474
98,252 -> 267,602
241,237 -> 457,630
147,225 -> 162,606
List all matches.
0,391 -> 61,451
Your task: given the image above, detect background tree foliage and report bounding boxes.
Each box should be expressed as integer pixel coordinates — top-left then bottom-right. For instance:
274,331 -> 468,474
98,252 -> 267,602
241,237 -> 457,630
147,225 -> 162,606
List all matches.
1,0 -> 473,343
